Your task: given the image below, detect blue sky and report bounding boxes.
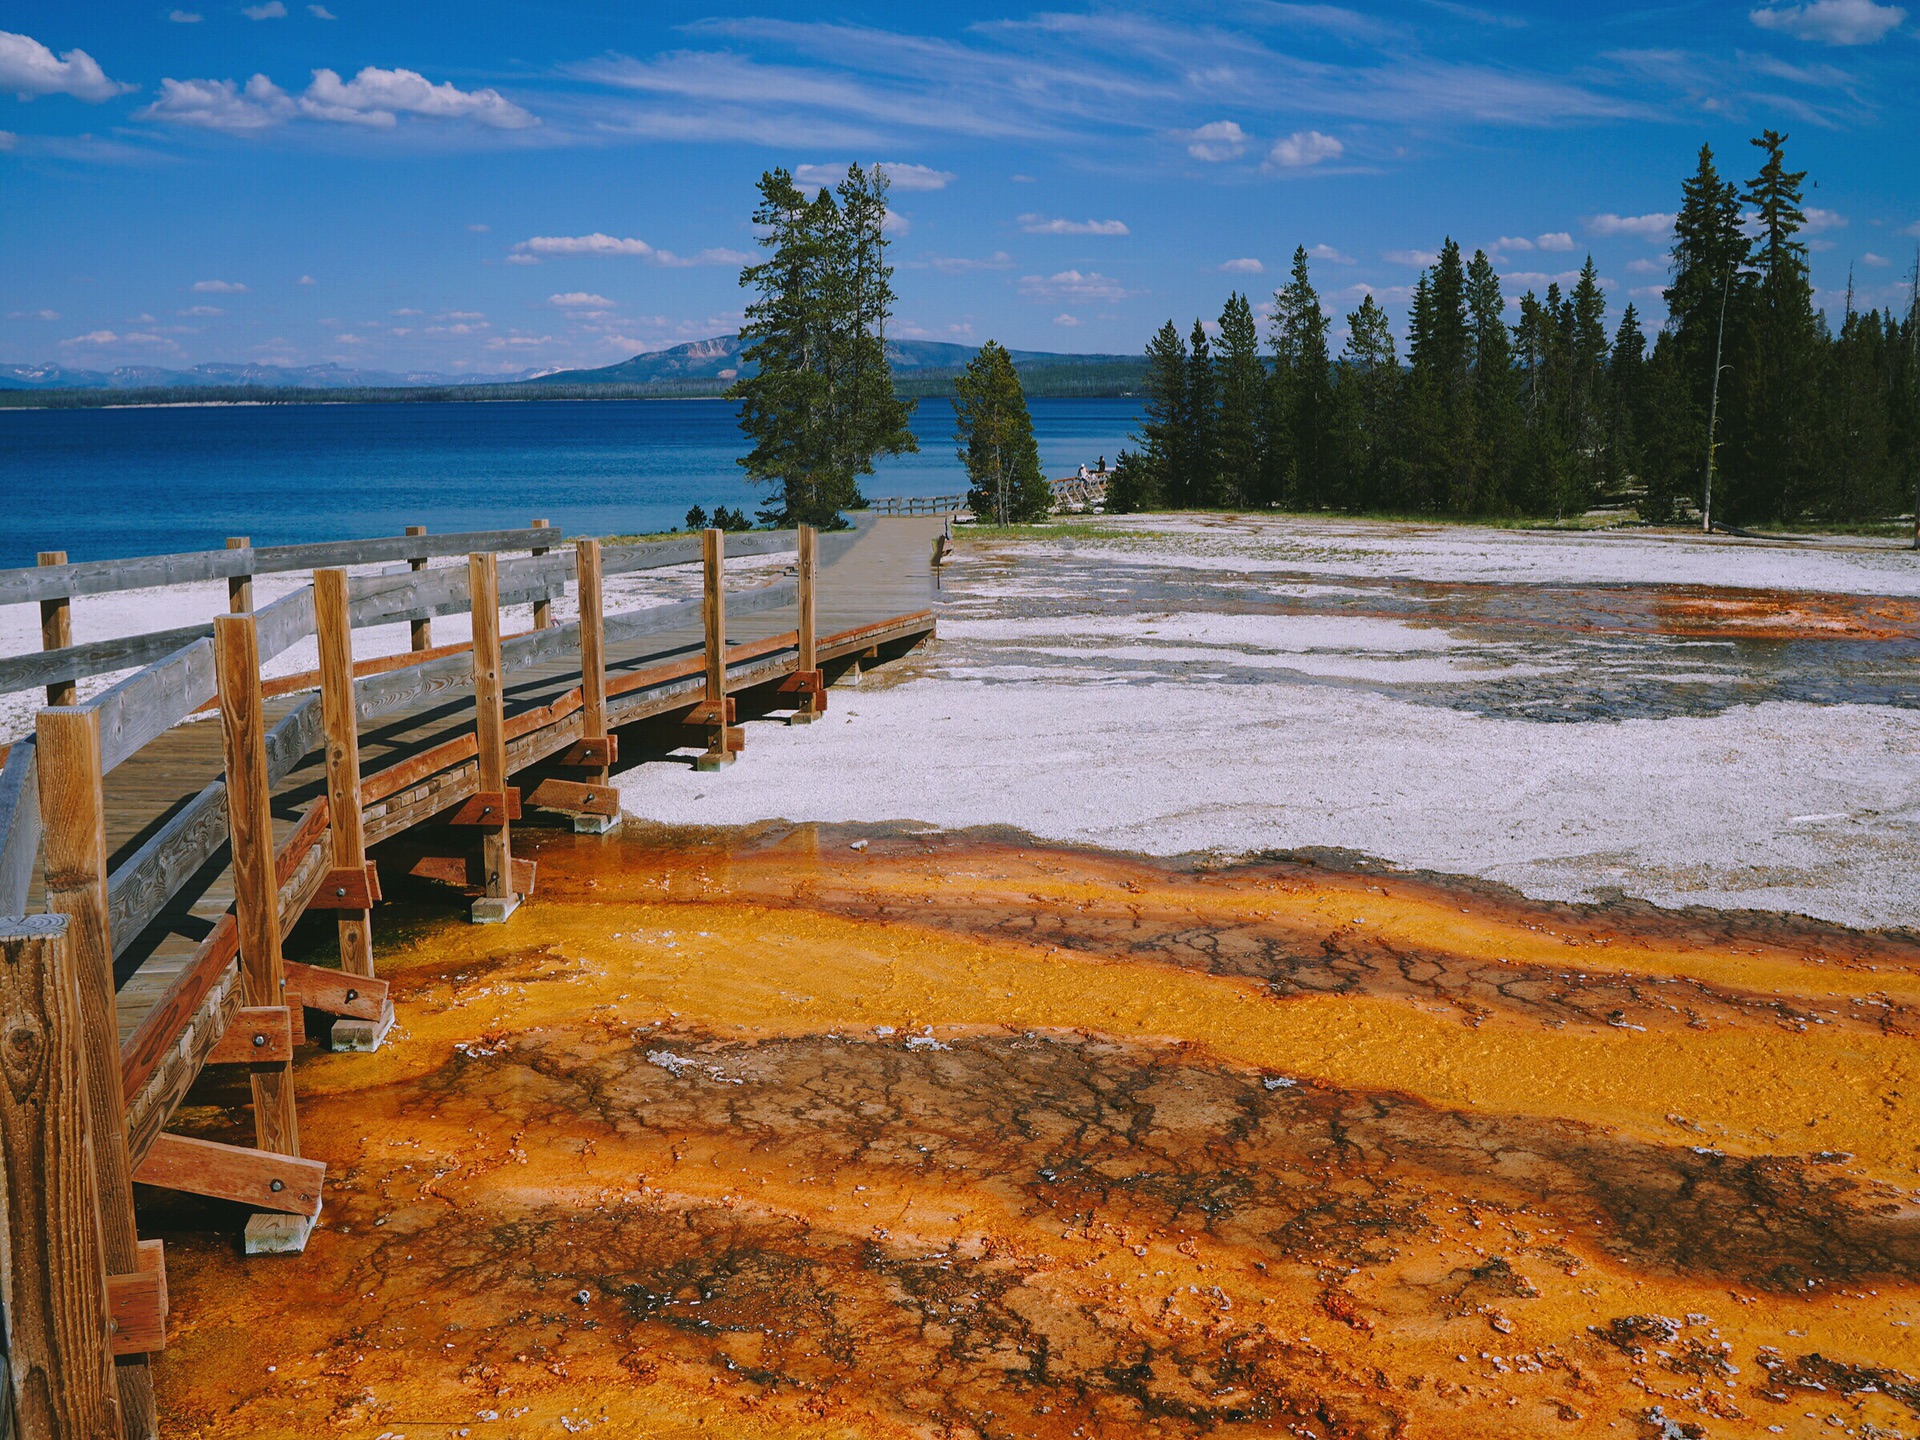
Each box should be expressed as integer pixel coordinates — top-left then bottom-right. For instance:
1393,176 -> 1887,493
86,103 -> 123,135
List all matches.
2,1 -> 1916,375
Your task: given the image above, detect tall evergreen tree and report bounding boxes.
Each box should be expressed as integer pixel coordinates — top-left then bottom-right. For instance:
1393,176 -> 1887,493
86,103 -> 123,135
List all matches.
954,340 -> 1051,524
1407,240 -> 1473,511
1215,292 -> 1264,507
1186,319 -> 1221,505
729,164 -> 916,527
1135,320 -> 1190,506
1465,248 -> 1518,511
1332,294 -> 1401,510
1272,247 -> 1331,508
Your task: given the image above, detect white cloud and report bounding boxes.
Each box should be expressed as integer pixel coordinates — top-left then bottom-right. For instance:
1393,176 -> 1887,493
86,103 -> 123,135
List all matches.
169,9 -> 202,21
1904,221 -> 1920,238
881,209 -> 909,236
297,274 -> 316,285
1185,120 -> 1246,162
1018,269 -> 1136,301
1587,212 -> 1675,241
60,329 -> 177,350
0,29 -> 132,101
549,292 -> 616,308
1218,257 -> 1264,274
9,308 -> 58,320
1309,244 -> 1356,264
0,130 -> 14,150
139,66 -> 536,133
919,252 -> 1013,273
793,161 -> 954,191
1803,205 -> 1847,230
1862,252 -> 1890,266
1626,257 -> 1664,274
179,305 -> 224,316
1267,130 -> 1343,168
1383,248 -> 1439,267
1536,231 -> 1574,251
1053,313 -> 1082,327
1749,0 -> 1905,44
468,223 -> 490,233
308,4 -> 336,16
1019,214 -> 1129,236
193,278 -> 248,292
391,307 -> 422,315
1502,268 -> 1588,289
242,1 -> 287,17
511,234 -> 750,267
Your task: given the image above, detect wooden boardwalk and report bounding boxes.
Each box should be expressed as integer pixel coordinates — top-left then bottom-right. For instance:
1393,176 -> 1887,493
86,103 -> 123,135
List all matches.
0,515 -> 940,1439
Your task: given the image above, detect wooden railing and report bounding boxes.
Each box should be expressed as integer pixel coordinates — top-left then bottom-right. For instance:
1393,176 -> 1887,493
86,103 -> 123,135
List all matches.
866,494 -> 967,517
0,514 -> 931,1437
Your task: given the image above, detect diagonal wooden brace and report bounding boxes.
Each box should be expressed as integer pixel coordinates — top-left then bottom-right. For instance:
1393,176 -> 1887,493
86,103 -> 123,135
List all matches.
206,1006 -> 294,1065
559,735 -> 616,768
307,861 -> 382,909
282,959 -> 388,1021
685,697 -> 737,727
528,777 -> 620,818
450,788 -> 520,826
134,1132 -> 325,1217
107,1239 -> 168,1356
410,854 -> 538,895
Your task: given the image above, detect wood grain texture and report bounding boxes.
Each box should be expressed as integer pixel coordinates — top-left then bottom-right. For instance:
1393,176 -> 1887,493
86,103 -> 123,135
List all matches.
469,554 -> 513,902
0,914 -> 121,1440
315,569 -> 373,979
224,537 -> 252,615
117,915 -> 237,1110
406,524 -> 432,651
39,550 -> 75,706
204,1007 -> 292,1066
280,960 -> 385,1021
86,636 -> 217,776
0,735 -> 40,915
32,709 -> 157,1435
104,780 -> 227,963
797,526 -> 818,717
105,1240 -> 166,1357
211,616 -> 298,1162
701,529 -> 728,762
132,1132 -> 323,1218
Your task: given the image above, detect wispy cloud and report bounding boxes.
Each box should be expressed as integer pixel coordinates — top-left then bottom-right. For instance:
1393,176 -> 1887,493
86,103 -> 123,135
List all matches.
1184,120 -> 1247,162
1268,129 -> 1343,167
1587,212 -> 1674,241
1018,269 -> 1138,301
913,251 -> 1015,273
1020,214 -> 1129,236
510,233 -> 751,267
192,278 -> 248,292
1309,244 -> 1356,264
1218,257 -> 1264,273
549,292 -> 616,308
1383,248 -> 1439,266
793,161 -> 954,191
168,9 -> 202,21
242,1 -> 287,18
1749,0 -> 1906,45
0,29 -> 132,101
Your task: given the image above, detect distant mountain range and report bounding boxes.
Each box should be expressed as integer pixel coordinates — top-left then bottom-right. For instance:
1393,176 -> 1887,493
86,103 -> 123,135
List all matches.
0,337 -> 1148,401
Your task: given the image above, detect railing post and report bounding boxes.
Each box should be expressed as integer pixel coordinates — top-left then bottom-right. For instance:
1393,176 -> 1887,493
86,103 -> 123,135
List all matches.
791,525 -> 821,725
0,913 -> 121,1440
37,551 -> 73,708
572,538 -> 618,834
212,613 -> 310,1255
313,569 -> 391,1050
696,528 -> 734,770
467,553 -> 520,922
530,518 -> 553,631
225,536 -> 252,614
406,525 -> 431,652
35,709 -> 158,1435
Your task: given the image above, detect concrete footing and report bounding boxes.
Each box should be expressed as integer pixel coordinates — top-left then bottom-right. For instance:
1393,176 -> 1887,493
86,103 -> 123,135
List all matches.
470,893 -> 522,924
573,813 -> 620,834
245,1205 -> 319,1256
694,752 -> 735,771
330,997 -> 395,1053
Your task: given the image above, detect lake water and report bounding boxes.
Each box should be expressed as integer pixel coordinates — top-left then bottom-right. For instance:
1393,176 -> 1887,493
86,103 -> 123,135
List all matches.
0,396 -> 1143,563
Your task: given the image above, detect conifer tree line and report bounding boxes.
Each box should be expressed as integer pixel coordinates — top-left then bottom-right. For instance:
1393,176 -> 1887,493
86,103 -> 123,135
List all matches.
1111,131 -> 1920,529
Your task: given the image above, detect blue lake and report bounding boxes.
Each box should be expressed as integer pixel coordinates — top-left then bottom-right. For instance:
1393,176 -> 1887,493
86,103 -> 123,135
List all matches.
0,396 -> 1143,563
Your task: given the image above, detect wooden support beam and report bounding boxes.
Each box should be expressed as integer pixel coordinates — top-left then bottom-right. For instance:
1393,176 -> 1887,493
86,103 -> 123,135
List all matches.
406,524 -> 432,651
0,913 -> 122,1440
205,1006 -> 294,1065
38,550 -> 75,707
307,863 -> 381,910
212,614 -> 300,1165
559,735 -> 615,768
794,524 -> 819,723
697,528 -> 734,770
281,959 -> 387,1021
468,552 -> 519,922
530,518 -> 553,630
35,708 -> 158,1436
571,535 -> 618,832
410,855 -> 536,895
685,696 -> 737,727
105,1241 -> 167,1358
133,1132 -> 324,1218
225,536 -> 252,614
449,788 -> 520,826
528,777 -> 620,818
314,568 -> 375,981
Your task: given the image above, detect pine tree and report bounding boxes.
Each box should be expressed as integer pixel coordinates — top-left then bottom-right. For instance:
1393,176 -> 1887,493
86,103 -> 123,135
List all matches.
1566,256 -> 1611,507
1607,305 -> 1648,507
1662,144 -> 1749,522
1215,292 -> 1264,508
1186,319 -> 1221,505
1465,248 -> 1518,512
954,340 -> 1051,524
1135,321 -> 1189,507
1407,240 -> 1473,511
1104,447 -> 1157,513
729,165 -> 917,527
1273,247 -> 1331,508
1333,294 -> 1400,510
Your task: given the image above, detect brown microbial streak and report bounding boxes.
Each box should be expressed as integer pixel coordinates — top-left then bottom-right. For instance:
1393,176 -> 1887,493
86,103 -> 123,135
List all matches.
148,823 -> 1920,1439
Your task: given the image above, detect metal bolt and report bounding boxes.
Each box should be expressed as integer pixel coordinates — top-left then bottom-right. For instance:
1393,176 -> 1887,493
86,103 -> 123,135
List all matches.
345,988 -> 358,1002
269,1179 -> 284,1193
252,1032 -> 266,1048
335,887 -> 348,897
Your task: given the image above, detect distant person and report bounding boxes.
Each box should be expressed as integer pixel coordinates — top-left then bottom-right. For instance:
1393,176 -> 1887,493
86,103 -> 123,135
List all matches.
1098,456 -> 1106,473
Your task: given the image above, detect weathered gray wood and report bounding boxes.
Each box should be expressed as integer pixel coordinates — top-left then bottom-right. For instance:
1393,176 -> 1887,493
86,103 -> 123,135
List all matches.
594,581 -> 796,650
599,528 -> 797,579
251,584 -> 315,665
0,527 -> 561,605
105,782 -> 226,962
0,736 -> 39,916
499,616 -> 581,671
347,562 -> 561,630
265,697 -> 323,789
0,623 -> 212,697
353,646 -> 478,724
88,638 -> 217,776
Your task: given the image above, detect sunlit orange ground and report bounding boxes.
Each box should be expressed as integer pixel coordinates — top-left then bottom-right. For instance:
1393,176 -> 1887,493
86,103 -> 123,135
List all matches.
147,823 -> 1920,1439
